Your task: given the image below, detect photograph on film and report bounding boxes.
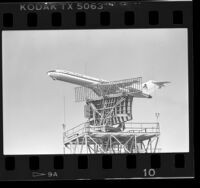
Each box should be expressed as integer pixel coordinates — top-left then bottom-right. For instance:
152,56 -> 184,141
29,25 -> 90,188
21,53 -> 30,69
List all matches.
2,29 -> 189,154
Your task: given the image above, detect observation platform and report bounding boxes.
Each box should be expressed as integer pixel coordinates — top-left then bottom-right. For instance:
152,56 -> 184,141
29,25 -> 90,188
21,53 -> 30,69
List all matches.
63,122 -> 160,154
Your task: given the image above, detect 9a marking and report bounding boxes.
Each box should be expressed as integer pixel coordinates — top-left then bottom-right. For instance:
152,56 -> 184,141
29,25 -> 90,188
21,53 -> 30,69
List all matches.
48,171 -> 58,178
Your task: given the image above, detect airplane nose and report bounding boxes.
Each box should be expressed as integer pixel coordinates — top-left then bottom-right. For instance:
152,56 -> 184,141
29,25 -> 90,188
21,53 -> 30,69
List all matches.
47,71 -> 57,80
47,71 -> 53,76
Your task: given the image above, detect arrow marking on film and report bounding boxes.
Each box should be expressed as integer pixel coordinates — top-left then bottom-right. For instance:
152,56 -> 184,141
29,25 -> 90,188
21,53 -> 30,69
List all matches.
32,172 -> 46,178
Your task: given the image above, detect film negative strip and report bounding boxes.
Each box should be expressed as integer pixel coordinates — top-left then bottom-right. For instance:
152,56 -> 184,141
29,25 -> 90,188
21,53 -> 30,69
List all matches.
0,1 -> 194,181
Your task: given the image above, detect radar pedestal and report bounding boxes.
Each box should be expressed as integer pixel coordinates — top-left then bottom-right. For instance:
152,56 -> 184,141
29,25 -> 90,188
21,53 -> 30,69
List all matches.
63,77 -> 160,154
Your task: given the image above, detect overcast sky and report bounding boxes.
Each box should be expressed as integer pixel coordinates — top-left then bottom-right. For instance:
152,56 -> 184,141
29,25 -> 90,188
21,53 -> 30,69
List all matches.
3,29 -> 189,154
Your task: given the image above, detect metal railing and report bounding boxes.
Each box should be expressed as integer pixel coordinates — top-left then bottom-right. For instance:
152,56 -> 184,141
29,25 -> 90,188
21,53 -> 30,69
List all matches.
125,122 -> 160,134
63,122 -> 160,143
63,122 -> 87,141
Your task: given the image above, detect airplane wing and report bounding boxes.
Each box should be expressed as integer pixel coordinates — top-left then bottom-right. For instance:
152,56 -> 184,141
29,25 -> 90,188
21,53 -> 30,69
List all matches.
90,79 -> 139,96
87,84 -> 118,96
123,86 -> 152,98
101,79 -> 139,88
90,85 -> 151,99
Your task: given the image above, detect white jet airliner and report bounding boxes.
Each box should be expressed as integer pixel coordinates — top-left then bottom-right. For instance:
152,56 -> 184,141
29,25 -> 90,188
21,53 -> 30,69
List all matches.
47,70 -> 170,98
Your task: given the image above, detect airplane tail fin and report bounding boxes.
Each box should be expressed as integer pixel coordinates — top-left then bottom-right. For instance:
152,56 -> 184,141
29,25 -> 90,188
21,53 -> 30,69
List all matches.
152,81 -> 171,89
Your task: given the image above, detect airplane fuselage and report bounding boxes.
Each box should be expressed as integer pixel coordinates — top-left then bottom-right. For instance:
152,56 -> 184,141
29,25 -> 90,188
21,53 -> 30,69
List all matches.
47,70 -> 107,87
47,69 -> 154,98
